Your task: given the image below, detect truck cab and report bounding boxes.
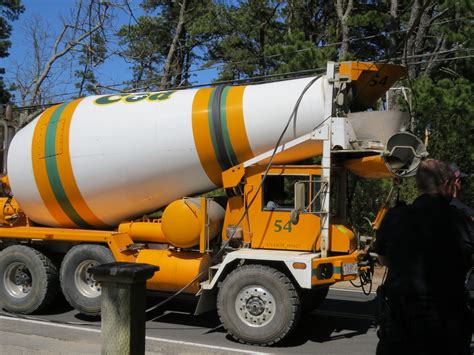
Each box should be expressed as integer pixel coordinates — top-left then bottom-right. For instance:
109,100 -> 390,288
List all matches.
223,164 -> 356,254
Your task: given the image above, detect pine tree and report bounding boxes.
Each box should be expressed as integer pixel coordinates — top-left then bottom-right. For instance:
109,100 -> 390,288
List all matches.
117,0 -> 215,90
206,0 -> 286,80
0,0 -> 24,104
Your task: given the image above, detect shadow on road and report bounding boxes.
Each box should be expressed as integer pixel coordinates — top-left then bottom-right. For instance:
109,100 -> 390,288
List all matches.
145,294 -> 377,347
280,308 -> 375,347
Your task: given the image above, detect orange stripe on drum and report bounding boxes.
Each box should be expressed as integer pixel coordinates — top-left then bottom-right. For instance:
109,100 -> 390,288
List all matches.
192,88 -> 222,186
225,86 -> 254,163
55,99 -> 109,228
31,105 -> 76,227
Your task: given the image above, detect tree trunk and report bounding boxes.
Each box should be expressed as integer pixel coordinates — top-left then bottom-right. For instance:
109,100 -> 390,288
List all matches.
389,0 -> 399,57
259,24 -> 266,75
160,0 -> 187,89
403,0 -> 435,77
287,0 -> 295,36
334,0 -> 353,60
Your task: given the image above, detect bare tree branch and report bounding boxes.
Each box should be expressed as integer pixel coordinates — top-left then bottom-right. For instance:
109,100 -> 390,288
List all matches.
29,2 -> 109,105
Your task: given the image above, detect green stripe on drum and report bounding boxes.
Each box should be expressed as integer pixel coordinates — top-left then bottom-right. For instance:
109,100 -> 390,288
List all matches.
44,103 -> 92,229
208,86 -> 229,171
219,86 -> 238,167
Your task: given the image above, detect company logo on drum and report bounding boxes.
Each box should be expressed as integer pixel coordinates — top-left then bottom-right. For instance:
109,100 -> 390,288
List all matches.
94,91 -> 175,105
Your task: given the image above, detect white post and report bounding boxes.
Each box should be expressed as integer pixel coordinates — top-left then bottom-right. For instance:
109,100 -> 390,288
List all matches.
320,62 -> 336,258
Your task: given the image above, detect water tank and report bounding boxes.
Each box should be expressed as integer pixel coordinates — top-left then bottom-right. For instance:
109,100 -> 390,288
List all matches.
161,198 -> 225,248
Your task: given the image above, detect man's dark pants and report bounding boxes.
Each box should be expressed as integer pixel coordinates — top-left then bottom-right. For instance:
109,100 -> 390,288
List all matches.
376,296 -> 472,355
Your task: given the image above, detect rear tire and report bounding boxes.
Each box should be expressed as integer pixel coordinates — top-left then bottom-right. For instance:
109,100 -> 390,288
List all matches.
60,244 -> 114,316
0,245 -> 59,314
217,264 -> 301,345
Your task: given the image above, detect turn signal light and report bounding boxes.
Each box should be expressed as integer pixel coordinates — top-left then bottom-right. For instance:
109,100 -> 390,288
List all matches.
292,262 -> 307,270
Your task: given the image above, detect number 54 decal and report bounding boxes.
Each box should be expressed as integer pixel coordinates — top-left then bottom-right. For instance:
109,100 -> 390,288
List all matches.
274,219 -> 292,233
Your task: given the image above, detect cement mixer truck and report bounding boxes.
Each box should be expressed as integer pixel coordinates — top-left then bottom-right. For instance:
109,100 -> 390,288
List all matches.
0,61 -> 426,345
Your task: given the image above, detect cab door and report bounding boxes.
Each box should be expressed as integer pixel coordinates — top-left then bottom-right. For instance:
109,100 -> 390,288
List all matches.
250,174 -> 321,251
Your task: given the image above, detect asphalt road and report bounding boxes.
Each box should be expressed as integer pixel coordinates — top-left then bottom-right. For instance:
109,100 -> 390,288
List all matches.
0,288 -> 379,354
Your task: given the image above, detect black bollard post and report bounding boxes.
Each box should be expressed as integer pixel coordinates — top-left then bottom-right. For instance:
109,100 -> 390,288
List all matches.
89,262 -> 159,355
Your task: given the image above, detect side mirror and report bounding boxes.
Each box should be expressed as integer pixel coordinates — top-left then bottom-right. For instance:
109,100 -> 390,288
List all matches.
294,182 -> 306,212
291,182 -> 306,225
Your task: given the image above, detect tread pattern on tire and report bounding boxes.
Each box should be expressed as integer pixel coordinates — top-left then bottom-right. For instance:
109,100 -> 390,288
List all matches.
60,244 -> 114,316
217,264 -> 301,346
0,245 -> 59,313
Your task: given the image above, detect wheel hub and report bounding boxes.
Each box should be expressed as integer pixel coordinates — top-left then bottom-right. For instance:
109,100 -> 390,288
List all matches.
74,260 -> 101,298
246,296 -> 265,316
235,286 -> 276,327
4,262 -> 32,298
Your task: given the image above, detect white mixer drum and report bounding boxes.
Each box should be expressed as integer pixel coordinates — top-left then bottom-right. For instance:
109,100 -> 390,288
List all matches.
7,76 -> 328,228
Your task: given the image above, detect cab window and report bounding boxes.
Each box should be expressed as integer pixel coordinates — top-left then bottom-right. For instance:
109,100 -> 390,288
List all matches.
262,175 -> 309,211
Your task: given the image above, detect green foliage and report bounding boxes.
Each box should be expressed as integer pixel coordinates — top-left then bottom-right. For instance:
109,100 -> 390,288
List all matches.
348,177 -> 390,236
205,188 -> 226,197
117,0 -> 215,89
0,0 -> 24,103
117,14 -> 171,88
265,31 -> 337,74
74,33 -> 107,95
207,0 -> 286,80
413,75 -> 474,205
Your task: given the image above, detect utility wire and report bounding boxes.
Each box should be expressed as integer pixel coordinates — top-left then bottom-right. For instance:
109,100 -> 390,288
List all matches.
11,67 -> 327,106
127,15 -> 472,82
410,54 -> 474,65
9,14 -> 471,106
9,46 -> 472,108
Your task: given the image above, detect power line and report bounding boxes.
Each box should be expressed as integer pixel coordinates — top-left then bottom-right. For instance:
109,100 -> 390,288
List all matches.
12,14 -> 471,106
12,66 -> 327,106
167,16 -> 473,76
411,54 -> 474,65
10,12 -> 473,106
21,46 -> 474,105
401,47 -> 473,61
10,50 -> 472,109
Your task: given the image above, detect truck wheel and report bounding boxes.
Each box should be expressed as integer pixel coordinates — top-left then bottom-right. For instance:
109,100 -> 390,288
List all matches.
301,286 -> 329,312
0,245 -> 59,314
60,244 -> 114,316
217,264 -> 301,345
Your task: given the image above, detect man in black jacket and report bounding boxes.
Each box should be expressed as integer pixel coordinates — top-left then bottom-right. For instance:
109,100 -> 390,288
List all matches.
450,163 -> 474,321
450,163 -> 473,222
375,159 -> 472,355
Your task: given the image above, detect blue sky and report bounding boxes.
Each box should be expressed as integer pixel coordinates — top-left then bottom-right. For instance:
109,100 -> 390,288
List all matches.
4,0 -> 218,105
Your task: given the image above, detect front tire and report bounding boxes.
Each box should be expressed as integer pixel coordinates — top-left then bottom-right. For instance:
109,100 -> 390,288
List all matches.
0,245 -> 59,314
60,244 -> 114,316
217,264 -> 301,345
